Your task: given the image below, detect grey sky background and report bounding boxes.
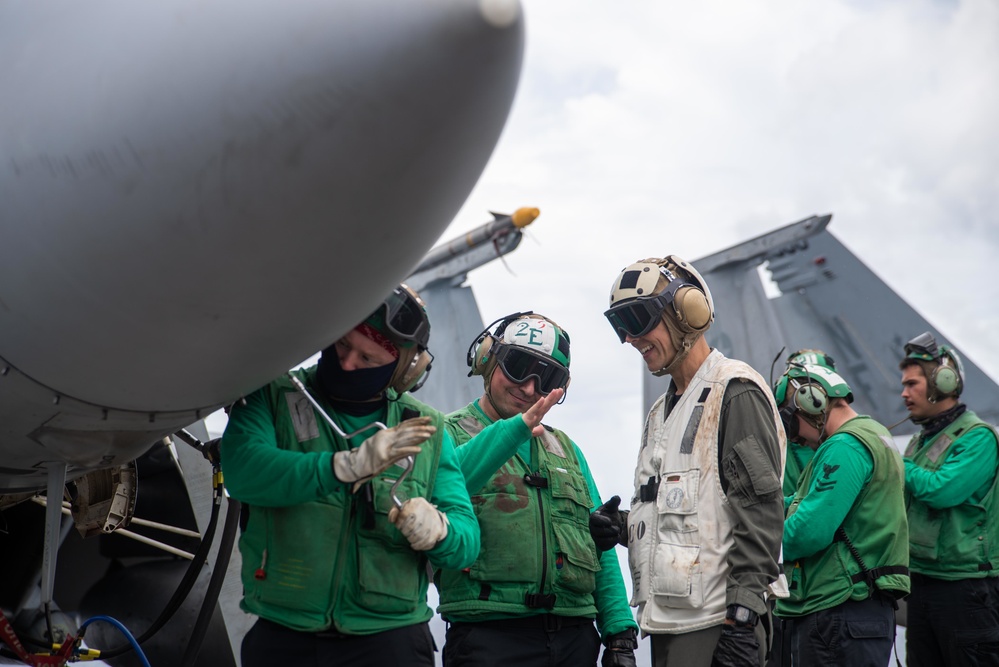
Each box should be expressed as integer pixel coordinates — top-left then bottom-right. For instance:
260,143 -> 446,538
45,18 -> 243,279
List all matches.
438,0 -> 999,504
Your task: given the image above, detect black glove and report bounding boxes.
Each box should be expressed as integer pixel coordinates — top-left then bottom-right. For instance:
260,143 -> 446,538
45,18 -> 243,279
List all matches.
601,628 -> 638,667
589,495 -> 628,552
710,623 -> 760,667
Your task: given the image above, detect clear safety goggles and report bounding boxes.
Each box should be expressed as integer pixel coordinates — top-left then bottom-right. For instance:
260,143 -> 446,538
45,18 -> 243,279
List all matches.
493,344 -> 570,395
378,286 -> 430,348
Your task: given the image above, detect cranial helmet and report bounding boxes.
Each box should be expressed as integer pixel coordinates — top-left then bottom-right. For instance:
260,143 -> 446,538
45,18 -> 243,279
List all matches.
467,312 -> 571,398
774,363 -> 853,439
604,255 -> 714,376
787,348 -> 836,372
367,284 -> 434,394
902,331 -> 965,402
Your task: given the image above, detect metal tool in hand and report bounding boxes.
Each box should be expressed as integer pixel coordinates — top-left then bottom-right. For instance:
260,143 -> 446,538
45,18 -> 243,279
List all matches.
287,374 -> 386,438
390,456 -> 415,509
289,374 -> 417,508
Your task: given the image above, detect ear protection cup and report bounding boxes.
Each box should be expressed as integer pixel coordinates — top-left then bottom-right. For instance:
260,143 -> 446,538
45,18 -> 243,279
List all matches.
466,311 -> 533,378
468,335 -> 495,377
673,285 -> 712,332
793,382 -> 828,416
931,363 -> 961,397
394,349 -> 433,393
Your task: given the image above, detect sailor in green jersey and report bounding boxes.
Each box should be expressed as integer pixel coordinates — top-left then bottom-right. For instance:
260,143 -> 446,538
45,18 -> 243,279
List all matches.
221,285 -> 479,667
439,312 -> 639,667
781,350 -> 837,509
774,362 -> 909,666
768,349 -> 834,666
899,332 -> 999,667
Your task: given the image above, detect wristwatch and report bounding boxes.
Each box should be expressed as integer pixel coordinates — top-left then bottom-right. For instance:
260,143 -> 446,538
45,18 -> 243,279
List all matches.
725,604 -> 759,628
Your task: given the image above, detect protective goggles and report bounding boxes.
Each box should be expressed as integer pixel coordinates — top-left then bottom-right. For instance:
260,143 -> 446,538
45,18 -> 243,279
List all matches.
903,332 -> 938,362
604,293 -> 672,343
778,403 -> 800,442
493,344 -> 570,395
379,286 -> 430,348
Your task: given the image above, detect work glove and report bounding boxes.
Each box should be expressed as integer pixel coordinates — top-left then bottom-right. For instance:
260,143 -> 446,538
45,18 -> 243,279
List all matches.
589,495 -> 628,552
601,629 -> 638,667
710,624 -> 760,667
332,417 -> 434,491
388,497 -> 449,551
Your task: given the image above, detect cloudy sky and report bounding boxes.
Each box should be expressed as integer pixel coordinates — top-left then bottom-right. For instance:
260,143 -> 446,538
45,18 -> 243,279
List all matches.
434,0 -> 999,503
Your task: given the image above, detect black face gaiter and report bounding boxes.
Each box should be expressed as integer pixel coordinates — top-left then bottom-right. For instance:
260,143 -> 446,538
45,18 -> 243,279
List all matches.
316,346 -> 398,415
916,402 -> 966,436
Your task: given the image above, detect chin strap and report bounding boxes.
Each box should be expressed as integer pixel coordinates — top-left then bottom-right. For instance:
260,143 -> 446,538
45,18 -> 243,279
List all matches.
653,327 -> 701,377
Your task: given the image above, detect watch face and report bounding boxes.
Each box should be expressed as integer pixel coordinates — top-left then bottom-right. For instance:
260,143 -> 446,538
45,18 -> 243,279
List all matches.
735,607 -> 751,623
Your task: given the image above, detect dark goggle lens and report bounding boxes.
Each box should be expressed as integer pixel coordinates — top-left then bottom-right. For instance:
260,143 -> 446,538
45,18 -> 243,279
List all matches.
904,332 -> 937,361
779,405 -> 799,442
496,346 -> 569,395
383,289 -> 429,347
604,297 -> 666,343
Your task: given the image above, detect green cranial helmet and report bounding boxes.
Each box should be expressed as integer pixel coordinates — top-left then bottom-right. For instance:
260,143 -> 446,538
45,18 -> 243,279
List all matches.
902,331 -> 965,401
468,313 -> 572,398
774,363 -> 853,423
787,348 -> 836,372
497,314 -> 571,368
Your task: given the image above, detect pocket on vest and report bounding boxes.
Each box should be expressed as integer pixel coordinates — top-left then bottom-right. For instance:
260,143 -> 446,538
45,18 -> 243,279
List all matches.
552,520 -> 600,595
649,542 -> 704,608
908,505 -> 941,561
355,475 -> 427,613
250,505 -> 338,615
656,469 -> 699,534
548,467 -> 592,523
356,537 -> 423,613
469,492 -> 541,583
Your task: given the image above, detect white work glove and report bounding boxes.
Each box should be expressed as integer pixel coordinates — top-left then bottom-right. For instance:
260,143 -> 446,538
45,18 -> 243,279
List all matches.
388,497 -> 449,551
332,417 -> 434,490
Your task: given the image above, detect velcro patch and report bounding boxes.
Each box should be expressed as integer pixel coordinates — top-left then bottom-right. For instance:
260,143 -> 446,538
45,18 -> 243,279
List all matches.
285,392 -> 319,442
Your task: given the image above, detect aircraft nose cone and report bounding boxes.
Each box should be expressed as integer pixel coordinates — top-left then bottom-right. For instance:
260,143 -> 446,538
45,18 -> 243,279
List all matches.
0,0 -> 523,411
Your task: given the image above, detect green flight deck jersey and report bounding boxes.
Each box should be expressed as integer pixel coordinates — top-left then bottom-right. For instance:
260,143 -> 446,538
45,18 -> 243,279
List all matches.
437,400 -> 638,639
904,409 -> 999,580
779,416 -> 909,617
221,367 -> 479,634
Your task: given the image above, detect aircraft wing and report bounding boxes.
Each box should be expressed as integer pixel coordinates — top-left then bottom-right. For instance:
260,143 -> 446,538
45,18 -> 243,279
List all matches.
643,215 -> 999,428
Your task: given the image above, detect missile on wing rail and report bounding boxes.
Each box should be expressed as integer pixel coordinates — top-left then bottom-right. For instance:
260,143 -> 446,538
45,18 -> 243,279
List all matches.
407,207 -> 539,292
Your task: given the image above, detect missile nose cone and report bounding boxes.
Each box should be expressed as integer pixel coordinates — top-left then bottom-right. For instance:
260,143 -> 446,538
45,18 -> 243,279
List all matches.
512,207 -> 540,228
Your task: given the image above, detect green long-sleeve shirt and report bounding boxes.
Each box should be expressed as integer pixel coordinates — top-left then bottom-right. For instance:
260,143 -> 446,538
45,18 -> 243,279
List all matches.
222,388 -> 479,569
904,427 -> 998,510
448,399 -> 639,639
783,433 -> 873,563
784,442 -> 814,512
221,380 -> 479,634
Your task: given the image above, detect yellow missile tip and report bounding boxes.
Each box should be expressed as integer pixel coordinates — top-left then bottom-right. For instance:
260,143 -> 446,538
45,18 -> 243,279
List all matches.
511,207 -> 540,228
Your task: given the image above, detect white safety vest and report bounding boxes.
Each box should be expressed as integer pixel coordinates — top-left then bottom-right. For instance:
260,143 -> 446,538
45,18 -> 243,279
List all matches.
627,350 -> 785,634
